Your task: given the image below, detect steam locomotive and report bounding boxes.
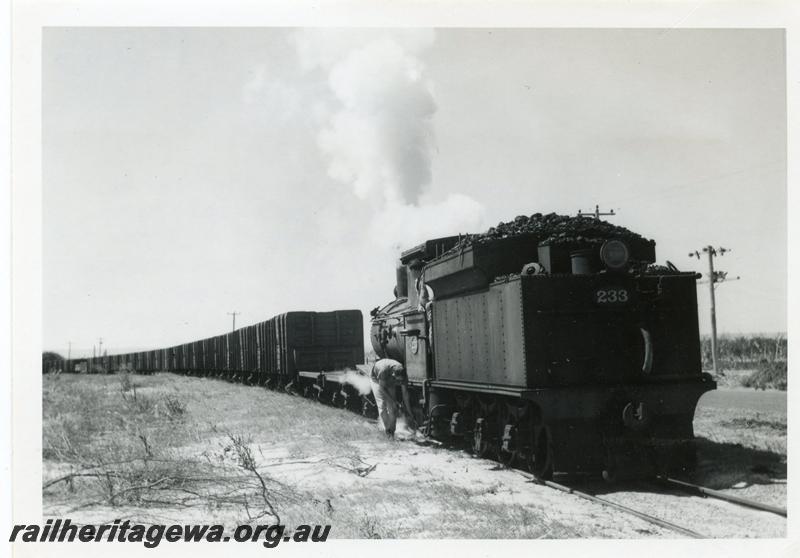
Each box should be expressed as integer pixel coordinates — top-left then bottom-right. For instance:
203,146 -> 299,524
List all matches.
368,218 -> 716,480
55,214 -> 715,480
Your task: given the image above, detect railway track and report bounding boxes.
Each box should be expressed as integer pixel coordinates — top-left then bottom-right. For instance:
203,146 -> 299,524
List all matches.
653,476 -> 787,517
391,408 -> 783,537
513,470 -> 786,538
292,377 -> 786,536
216,373 -> 787,537
518,473 -> 708,538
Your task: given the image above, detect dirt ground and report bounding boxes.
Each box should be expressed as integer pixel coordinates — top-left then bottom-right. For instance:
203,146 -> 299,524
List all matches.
42,373 -> 787,539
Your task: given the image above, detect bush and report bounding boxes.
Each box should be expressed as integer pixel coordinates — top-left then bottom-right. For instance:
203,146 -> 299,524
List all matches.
701,335 -> 786,371
741,361 -> 787,391
119,372 -> 133,392
161,394 -> 187,419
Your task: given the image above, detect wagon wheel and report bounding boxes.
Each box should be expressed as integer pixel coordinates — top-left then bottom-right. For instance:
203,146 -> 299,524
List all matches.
526,426 -> 554,481
472,418 -> 491,458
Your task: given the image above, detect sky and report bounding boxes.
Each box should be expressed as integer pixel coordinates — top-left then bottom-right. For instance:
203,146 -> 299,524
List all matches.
42,28 -> 786,357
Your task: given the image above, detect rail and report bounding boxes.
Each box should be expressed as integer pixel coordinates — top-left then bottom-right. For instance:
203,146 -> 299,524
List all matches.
655,476 -> 787,517
518,472 -> 708,538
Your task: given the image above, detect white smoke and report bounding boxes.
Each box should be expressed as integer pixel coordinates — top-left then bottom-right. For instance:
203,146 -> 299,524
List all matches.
341,369 -> 373,396
318,36 -> 434,206
292,29 -> 486,248
369,193 -> 485,251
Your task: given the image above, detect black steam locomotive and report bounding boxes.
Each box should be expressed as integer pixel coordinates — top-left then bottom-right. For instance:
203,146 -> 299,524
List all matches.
57,213 -> 714,480
369,215 -> 716,479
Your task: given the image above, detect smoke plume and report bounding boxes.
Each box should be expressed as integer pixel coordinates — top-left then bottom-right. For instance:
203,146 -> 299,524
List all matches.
293,29 -> 486,248
341,369 -> 373,396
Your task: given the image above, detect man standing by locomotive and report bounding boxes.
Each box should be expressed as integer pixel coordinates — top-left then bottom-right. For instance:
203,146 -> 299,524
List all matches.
370,358 -> 417,437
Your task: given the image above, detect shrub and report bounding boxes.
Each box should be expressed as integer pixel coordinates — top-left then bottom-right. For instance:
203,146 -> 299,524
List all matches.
121,386 -> 155,414
741,361 -> 787,391
701,334 -> 786,371
119,372 -> 133,392
161,394 -> 186,419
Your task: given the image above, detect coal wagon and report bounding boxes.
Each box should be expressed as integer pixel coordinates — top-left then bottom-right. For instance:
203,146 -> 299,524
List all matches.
74,310 -> 364,390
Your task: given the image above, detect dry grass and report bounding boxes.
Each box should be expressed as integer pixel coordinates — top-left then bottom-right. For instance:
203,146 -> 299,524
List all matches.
44,373 -> 581,538
43,372 -> 788,538
43,373 -> 362,528
740,361 -> 787,391
694,405 -> 786,456
692,405 -> 786,507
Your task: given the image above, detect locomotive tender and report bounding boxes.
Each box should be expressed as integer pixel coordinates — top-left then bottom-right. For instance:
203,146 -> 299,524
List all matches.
370,215 -> 716,479
61,213 -> 715,480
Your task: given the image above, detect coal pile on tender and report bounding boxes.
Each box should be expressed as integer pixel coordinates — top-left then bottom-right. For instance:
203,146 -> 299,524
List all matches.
451,212 -> 655,252
435,212 -> 658,278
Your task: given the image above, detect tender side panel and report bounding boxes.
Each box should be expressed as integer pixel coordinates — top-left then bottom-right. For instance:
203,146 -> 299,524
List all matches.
433,281 -> 525,387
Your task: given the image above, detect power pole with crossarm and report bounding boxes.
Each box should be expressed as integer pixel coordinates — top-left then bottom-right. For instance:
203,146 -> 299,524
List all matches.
688,246 -> 736,376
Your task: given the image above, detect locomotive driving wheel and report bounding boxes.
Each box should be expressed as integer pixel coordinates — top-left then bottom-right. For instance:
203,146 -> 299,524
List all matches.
498,404 -> 518,467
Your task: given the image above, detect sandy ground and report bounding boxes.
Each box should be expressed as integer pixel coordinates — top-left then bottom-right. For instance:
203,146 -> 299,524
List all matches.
42,373 -> 786,539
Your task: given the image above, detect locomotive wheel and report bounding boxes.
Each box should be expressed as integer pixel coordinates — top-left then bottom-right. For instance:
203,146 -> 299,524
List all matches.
498,401 -> 525,467
527,427 -> 554,481
473,433 -> 490,457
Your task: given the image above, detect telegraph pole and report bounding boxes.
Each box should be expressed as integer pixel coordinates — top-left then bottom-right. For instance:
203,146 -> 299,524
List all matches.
228,311 -> 240,332
67,341 -> 72,360
577,205 -> 616,219
98,337 -> 103,355
689,246 -> 733,376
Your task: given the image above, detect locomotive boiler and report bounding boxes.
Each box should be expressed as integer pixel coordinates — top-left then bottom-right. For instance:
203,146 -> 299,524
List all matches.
370,214 -> 716,479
